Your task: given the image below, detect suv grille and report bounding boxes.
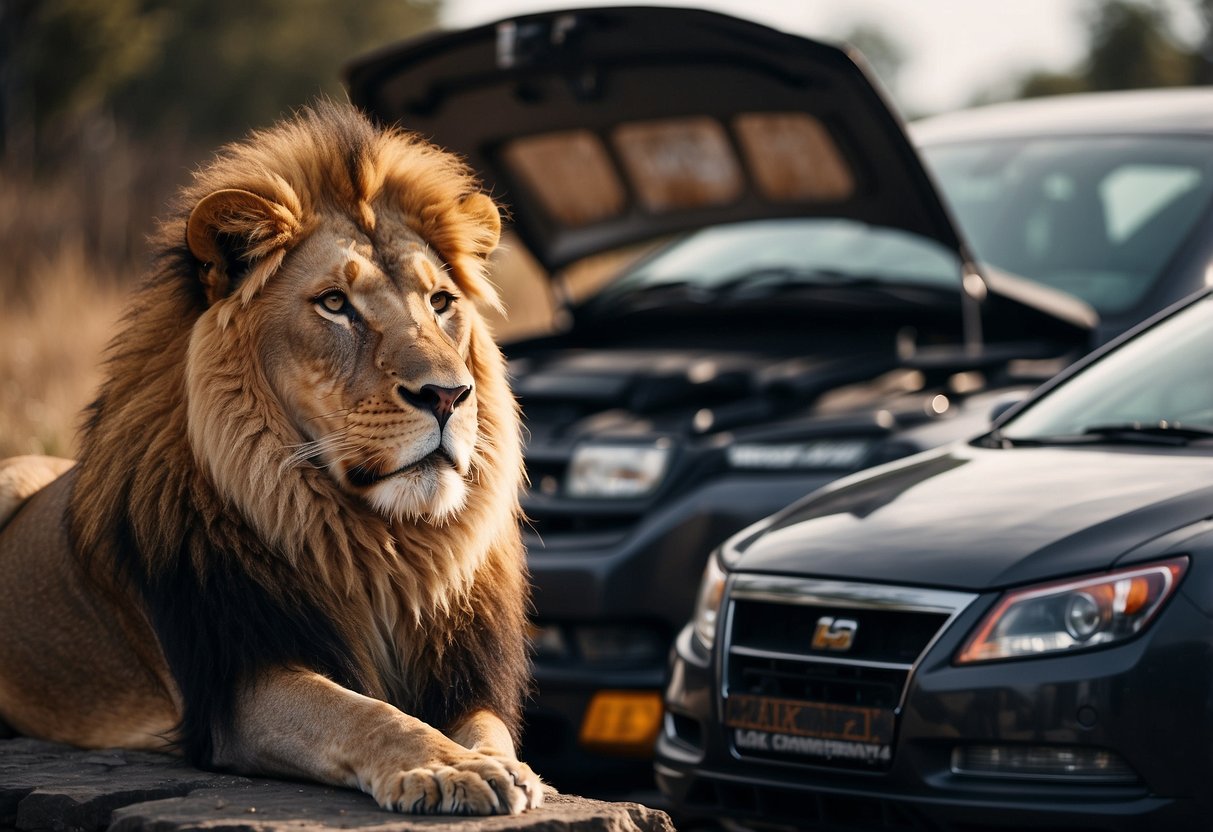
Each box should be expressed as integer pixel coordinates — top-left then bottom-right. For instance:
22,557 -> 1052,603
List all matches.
722,575 -> 975,771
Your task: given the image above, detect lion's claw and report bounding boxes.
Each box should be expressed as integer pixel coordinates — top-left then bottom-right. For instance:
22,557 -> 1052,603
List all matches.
376,755 -> 543,815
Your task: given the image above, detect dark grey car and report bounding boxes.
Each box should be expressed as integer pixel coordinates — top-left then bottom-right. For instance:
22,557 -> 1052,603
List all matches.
916,87 -> 1213,344
658,287 -> 1213,830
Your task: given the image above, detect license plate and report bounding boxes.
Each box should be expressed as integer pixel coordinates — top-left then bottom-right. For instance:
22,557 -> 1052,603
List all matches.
724,693 -> 894,765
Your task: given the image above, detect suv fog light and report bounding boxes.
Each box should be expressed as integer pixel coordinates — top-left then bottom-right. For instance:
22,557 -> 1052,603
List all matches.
951,745 -> 1139,783
664,712 -> 705,751
579,690 -> 664,756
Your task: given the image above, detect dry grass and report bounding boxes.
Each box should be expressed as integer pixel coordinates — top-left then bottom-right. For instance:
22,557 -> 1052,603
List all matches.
0,246 -> 126,459
0,128 -> 186,460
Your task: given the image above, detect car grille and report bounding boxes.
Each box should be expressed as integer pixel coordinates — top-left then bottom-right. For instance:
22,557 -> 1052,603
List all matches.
722,575 -> 976,771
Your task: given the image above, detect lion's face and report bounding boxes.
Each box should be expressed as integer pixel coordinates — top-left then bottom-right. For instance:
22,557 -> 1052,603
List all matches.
178,116 -> 508,533
255,214 -> 481,522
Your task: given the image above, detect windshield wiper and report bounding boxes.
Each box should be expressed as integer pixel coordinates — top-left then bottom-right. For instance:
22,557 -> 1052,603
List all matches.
1081,422 -> 1213,444
584,278 -> 712,313
992,421 -> 1213,448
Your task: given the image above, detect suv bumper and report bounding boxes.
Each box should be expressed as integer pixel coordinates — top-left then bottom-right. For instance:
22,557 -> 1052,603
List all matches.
522,473 -> 836,789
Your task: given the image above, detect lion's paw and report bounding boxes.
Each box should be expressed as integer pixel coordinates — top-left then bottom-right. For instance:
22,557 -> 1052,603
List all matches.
377,756 -> 543,815
459,755 -> 545,814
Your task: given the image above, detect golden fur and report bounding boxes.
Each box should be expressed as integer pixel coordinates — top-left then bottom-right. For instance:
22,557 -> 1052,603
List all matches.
0,101 -> 542,815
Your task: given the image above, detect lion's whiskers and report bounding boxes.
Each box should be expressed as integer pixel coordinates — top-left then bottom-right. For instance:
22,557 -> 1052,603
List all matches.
282,430 -> 363,472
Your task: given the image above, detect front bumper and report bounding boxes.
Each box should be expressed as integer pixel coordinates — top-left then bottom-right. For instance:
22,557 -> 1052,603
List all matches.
521,472 -> 837,791
656,588 -> 1213,831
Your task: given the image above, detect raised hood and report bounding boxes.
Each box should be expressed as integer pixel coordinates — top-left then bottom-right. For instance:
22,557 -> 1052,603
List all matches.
732,444 -> 1213,590
344,6 -> 968,272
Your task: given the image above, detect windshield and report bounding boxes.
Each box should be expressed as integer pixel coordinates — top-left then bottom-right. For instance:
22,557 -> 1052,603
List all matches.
591,218 -> 962,301
999,292 -> 1213,442
922,136 -> 1213,316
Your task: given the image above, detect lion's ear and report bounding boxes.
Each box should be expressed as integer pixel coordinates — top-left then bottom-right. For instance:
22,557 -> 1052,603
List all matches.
459,192 -> 501,258
187,189 -> 300,304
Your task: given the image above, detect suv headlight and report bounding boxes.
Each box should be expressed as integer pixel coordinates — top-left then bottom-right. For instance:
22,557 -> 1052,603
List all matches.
691,553 -> 728,650
956,558 -> 1187,664
566,442 -> 670,498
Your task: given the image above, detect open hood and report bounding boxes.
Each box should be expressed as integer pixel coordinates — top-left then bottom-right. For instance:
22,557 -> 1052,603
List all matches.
345,6 -> 969,272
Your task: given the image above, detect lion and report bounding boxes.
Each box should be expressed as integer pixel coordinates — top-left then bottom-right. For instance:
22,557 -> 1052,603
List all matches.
0,101 -> 544,816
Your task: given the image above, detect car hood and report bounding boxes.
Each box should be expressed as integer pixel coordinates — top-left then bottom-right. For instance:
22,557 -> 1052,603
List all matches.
732,443 -> 1213,590
345,6 -> 966,272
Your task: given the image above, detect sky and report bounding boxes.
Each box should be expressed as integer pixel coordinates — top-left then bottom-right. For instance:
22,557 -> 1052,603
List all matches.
440,0 -> 1183,117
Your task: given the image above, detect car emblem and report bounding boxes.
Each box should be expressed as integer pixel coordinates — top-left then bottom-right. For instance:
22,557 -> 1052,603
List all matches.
812,616 -> 858,651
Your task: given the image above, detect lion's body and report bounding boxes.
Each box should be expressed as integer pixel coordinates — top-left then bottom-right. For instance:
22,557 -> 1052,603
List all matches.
0,103 -> 542,815
0,469 -> 178,747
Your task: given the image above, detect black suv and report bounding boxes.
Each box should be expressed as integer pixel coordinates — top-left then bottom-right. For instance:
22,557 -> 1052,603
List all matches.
344,7 -> 1210,794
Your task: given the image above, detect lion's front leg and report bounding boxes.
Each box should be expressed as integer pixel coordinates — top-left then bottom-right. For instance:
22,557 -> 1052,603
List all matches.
449,708 -> 545,810
219,669 -> 539,815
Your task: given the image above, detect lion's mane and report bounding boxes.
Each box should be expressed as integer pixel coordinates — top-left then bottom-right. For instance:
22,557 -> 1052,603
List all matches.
67,102 -> 529,767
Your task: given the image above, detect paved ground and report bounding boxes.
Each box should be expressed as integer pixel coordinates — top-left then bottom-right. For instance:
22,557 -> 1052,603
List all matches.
0,737 -> 675,832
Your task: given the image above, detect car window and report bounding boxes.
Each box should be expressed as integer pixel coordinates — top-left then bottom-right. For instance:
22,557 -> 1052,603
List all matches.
1102,164 -> 1202,243
1000,293 -> 1213,439
922,137 -> 1213,316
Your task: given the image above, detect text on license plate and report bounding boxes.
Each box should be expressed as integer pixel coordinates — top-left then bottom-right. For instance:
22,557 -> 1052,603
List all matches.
724,694 -> 894,763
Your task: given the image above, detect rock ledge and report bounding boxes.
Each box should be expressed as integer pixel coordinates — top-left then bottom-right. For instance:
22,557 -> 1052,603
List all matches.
0,738 -> 674,832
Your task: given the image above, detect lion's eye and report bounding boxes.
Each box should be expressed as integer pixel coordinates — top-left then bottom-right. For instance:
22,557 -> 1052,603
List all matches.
430,291 -> 456,314
317,291 -> 349,315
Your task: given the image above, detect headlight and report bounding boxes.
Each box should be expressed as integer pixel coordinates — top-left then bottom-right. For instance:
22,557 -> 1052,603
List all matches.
956,558 -> 1187,664
566,442 -> 670,498
726,439 -> 870,470
691,553 -> 728,650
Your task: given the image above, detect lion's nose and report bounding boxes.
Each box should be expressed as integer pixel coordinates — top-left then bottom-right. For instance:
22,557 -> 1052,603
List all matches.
398,383 -> 472,429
